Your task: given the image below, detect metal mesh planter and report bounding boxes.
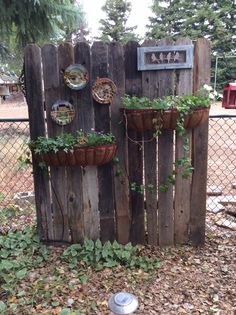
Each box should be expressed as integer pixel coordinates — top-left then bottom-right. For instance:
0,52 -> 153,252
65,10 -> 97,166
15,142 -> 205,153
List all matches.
34,144 -> 117,166
121,107 -> 210,132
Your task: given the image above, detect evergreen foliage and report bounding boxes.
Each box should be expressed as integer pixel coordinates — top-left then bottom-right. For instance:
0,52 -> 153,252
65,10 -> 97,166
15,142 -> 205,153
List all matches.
98,0 -> 139,43
146,0 -> 236,91
0,0 -> 81,48
0,0 -> 87,73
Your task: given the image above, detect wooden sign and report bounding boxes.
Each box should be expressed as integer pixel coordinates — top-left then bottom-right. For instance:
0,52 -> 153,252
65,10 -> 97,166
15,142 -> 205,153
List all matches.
137,45 -> 194,71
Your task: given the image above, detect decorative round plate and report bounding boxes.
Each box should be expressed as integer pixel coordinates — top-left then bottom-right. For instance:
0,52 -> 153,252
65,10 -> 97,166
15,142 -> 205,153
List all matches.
64,64 -> 89,90
92,78 -> 117,104
50,100 -> 75,126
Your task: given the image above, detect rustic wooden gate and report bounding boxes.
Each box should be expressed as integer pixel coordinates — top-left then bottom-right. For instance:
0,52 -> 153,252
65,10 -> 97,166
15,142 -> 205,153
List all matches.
24,38 -> 211,246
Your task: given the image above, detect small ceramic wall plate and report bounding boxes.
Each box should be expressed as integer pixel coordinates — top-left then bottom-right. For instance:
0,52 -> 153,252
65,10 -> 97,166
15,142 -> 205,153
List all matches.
92,78 -> 117,104
50,100 -> 75,126
64,64 -> 89,90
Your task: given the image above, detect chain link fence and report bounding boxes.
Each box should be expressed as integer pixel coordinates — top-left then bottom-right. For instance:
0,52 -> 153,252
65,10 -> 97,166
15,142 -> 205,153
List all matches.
207,115 -> 236,236
0,115 -> 236,237
0,119 -> 34,214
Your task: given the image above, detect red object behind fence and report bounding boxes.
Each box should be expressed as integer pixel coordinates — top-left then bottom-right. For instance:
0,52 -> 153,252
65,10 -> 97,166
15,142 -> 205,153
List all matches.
222,83 -> 236,109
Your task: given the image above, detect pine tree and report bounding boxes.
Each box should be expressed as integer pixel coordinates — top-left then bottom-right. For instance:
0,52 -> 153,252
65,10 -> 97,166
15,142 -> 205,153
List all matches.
0,0 -> 86,73
99,0 -> 139,43
146,0 -> 236,90
0,0 -> 82,48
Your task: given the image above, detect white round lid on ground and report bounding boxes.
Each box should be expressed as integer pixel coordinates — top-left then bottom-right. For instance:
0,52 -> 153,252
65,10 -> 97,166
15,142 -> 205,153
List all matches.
108,292 -> 139,314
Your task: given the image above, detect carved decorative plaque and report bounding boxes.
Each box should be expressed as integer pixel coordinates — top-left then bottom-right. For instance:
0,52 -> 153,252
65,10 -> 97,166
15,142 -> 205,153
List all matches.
137,45 -> 194,71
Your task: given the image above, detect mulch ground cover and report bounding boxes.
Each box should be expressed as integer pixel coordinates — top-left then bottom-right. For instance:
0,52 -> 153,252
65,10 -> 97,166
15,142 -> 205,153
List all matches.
0,206 -> 235,315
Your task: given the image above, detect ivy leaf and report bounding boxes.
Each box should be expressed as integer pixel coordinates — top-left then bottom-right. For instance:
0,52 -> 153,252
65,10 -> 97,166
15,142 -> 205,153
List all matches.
16,268 -> 27,279
60,309 -> 71,315
0,301 -> 6,311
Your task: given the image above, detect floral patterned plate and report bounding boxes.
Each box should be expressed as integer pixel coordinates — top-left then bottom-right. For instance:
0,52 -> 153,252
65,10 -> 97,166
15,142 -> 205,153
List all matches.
64,64 -> 89,90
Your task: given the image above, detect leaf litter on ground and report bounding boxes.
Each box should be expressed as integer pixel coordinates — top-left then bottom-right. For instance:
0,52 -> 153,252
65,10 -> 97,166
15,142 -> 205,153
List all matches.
0,207 -> 235,314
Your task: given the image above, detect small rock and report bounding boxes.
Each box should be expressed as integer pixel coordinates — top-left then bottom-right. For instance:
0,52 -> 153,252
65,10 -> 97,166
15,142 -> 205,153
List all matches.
232,182 -> 236,189
207,185 -> 222,196
218,196 -> 236,205
207,201 -> 225,213
215,219 -> 236,231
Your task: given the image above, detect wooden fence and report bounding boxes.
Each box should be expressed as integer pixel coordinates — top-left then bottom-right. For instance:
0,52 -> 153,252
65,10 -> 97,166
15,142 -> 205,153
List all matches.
24,38 -> 211,246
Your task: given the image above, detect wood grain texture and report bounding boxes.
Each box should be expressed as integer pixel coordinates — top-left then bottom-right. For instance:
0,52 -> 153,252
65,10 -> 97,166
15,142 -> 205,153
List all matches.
174,38 -> 193,244
190,38 -> 211,246
125,41 -> 145,245
109,42 -> 130,244
24,44 -> 51,241
41,44 -> 61,242
141,39 -> 159,246
49,42 -> 74,242
156,39 -> 175,246
91,41 -> 115,242
74,42 -> 99,241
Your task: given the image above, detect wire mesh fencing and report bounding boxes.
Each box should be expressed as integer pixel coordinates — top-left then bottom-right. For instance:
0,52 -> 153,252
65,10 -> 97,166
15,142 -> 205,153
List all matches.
207,115 -> 236,236
0,119 -> 35,231
0,116 -> 235,238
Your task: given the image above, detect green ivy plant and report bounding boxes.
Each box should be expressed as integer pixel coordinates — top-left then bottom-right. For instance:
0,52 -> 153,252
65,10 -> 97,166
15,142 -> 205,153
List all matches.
61,239 -> 160,272
122,94 -> 210,111
122,93 -> 211,192
29,130 -> 115,154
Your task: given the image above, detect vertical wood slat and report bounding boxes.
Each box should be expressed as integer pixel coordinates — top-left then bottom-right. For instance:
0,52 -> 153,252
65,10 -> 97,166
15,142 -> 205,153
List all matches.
91,41 -> 115,242
174,38 -> 193,244
190,38 -> 211,246
124,41 -> 145,245
141,40 -> 158,246
51,42 -> 75,242
24,44 -> 51,241
75,42 -> 99,241
109,42 -> 130,244
157,39 -> 175,246
41,44 -> 62,242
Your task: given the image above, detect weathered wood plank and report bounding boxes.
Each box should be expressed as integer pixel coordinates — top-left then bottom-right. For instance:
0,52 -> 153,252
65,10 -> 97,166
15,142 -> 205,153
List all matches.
156,39 -> 175,246
109,42 -> 130,244
91,41 -> 115,242
41,44 -> 62,242
174,38 -> 193,244
75,42 -> 99,241
190,38 -> 211,246
24,44 -> 51,241
49,42 -> 75,243
141,40 -> 158,246
125,41 -> 144,245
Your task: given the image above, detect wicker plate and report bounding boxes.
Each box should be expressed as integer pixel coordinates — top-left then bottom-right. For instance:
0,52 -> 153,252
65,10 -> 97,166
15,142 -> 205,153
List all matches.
92,78 -> 117,104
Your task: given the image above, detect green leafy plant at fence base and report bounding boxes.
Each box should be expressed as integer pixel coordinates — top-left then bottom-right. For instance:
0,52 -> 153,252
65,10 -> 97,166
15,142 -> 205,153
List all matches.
0,227 -> 48,296
61,239 -> 161,272
0,227 -> 161,312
